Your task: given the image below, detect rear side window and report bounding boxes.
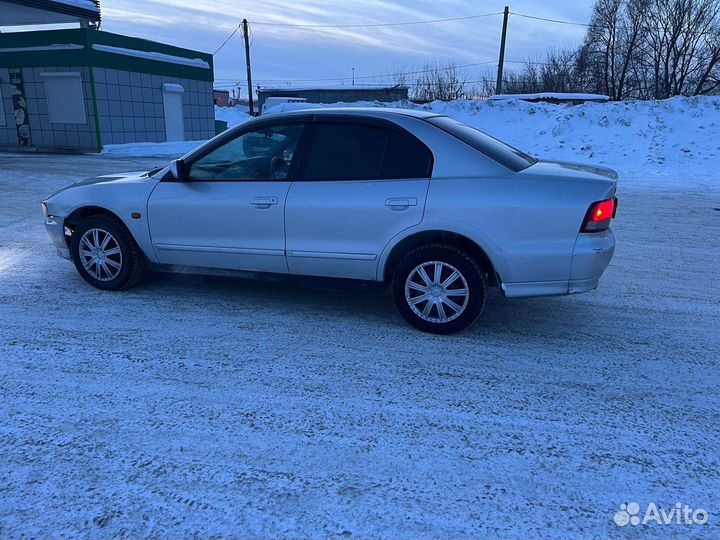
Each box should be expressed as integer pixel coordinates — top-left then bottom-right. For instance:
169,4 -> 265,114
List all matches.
382,130 -> 433,179
427,116 -> 536,172
301,121 -> 433,180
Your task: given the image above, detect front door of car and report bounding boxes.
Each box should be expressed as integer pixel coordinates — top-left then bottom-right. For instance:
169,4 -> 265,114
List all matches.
285,118 -> 434,280
147,119 -> 307,273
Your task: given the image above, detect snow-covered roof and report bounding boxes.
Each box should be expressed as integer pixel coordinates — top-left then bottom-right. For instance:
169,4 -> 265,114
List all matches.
50,0 -> 98,10
0,0 -> 100,26
259,85 -> 408,93
92,44 -> 211,70
490,92 -> 610,103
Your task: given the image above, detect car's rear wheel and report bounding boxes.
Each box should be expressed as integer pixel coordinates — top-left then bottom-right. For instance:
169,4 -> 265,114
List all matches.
392,244 -> 486,334
70,215 -> 146,291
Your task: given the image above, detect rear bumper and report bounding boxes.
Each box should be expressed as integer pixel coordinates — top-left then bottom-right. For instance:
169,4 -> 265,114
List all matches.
501,229 -> 615,298
45,217 -> 70,260
568,229 -> 615,291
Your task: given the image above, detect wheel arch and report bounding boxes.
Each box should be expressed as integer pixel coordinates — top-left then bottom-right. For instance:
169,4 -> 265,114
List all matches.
63,205 -> 123,241
65,205 -> 125,225
65,206 -> 149,290
62,205 -> 144,254
381,229 -> 502,286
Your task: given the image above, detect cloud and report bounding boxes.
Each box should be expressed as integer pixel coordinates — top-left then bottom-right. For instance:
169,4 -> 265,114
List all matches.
100,0 -> 592,86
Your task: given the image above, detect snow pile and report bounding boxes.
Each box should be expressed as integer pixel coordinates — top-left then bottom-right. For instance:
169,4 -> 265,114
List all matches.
102,140 -> 206,157
490,92 -> 609,102
106,96 -> 720,187
276,96 -> 720,182
425,96 -> 720,179
214,105 -> 250,128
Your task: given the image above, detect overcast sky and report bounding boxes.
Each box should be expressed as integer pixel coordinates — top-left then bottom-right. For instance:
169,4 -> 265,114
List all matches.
100,0 -> 594,95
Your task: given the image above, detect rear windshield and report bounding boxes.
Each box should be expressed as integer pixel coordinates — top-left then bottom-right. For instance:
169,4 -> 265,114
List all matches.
427,116 -> 537,172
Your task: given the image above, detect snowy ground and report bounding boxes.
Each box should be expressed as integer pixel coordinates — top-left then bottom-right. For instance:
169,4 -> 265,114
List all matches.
1,98 -> 720,538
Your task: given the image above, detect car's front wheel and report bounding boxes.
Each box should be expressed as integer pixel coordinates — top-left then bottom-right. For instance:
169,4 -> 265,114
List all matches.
392,244 -> 486,334
70,215 -> 146,291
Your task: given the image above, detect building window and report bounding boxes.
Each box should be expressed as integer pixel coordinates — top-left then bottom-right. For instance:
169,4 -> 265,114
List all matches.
42,72 -> 86,124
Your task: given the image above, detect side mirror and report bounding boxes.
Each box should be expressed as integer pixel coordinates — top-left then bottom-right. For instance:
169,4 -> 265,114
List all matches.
169,159 -> 188,181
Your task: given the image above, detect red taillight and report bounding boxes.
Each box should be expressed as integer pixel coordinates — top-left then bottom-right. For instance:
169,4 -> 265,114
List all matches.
581,198 -> 616,232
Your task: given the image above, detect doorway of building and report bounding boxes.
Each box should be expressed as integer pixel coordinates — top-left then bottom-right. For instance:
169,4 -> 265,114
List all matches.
162,83 -> 185,141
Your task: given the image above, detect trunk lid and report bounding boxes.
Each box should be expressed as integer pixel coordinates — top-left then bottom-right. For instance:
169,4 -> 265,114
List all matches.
519,159 -> 618,196
522,159 -> 617,179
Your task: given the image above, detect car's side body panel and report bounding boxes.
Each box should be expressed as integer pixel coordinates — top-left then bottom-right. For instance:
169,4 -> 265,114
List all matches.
370,113 -> 617,292
427,174 -> 613,281
147,180 -> 291,273
43,108 -> 618,302
283,113 -> 514,281
285,178 -> 430,280
43,172 -> 161,263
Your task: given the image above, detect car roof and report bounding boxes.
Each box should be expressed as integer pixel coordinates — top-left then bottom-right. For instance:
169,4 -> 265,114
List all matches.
262,107 -> 442,120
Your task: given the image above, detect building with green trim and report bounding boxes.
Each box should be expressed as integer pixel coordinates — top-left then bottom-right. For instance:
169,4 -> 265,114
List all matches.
0,27 -> 215,152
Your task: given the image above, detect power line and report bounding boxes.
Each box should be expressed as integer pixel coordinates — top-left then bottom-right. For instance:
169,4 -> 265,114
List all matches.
213,78 -> 506,89
510,12 -> 591,27
250,12 -> 502,29
211,9 -> 591,91
211,60 -> 549,89
213,9 -> 593,55
212,10 -> 595,57
213,23 -> 241,55
214,60 -> 501,84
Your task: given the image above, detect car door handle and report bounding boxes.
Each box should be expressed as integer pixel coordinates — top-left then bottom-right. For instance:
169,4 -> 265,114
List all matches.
385,197 -> 417,210
250,196 -> 278,209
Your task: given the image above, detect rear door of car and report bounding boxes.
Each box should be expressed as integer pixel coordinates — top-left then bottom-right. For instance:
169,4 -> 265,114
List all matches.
285,115 -> 434,280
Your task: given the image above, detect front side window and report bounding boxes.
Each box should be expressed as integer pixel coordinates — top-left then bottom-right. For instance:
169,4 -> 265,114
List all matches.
190,123 -> 304,181
301,121 -> 433,181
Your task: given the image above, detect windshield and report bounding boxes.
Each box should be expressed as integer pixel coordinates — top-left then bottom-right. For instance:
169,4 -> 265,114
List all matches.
427,116 -> 537,172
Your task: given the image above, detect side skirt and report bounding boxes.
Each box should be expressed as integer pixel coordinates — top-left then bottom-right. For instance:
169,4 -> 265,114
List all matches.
148,263 -> 388,293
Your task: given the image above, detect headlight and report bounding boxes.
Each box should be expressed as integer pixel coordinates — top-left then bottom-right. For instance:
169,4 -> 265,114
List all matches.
42,202 -> 49,217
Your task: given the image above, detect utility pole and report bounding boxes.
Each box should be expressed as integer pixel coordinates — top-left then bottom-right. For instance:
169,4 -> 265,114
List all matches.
352,67 -> 355,86
495,6 -> 509,95
242,18 -> 254,115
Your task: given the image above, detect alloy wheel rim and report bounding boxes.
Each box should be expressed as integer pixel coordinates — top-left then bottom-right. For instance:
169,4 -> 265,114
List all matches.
79,228 -> 123,281
405,260 -> 469,323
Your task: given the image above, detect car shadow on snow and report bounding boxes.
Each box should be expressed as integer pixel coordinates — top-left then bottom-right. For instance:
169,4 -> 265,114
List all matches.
135,271 -> 601,344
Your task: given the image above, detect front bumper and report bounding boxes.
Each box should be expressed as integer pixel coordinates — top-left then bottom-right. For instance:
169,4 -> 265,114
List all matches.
44,216 -> 70,260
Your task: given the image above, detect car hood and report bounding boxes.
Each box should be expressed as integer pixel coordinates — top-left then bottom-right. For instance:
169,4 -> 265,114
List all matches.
75,170 -> 155,186
45,170 -> 157,200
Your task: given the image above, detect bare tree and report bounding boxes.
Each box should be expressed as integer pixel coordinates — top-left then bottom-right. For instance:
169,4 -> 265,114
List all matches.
582,0 -> 720,98
385,2 -> 720,104
384,65 -> 408,88
501,48 -> 588,94
649,0 -> 720,97
693,24 -> 720,93
413,62 -> 470,101
582,0 -> 651,99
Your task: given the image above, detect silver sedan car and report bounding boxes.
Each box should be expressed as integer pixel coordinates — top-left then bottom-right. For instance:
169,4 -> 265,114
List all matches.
42,108 -> 617,333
